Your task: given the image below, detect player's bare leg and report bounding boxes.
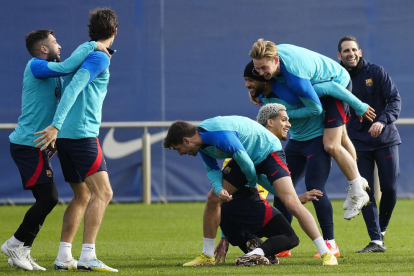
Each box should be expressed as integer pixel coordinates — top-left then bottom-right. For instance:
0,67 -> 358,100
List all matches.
184,180 -> 238,266
341,126 -> 357,161
272,177 -> 337,265
82,171 -> 113,245
55,182 -> 90,270
323,127 -> 369,219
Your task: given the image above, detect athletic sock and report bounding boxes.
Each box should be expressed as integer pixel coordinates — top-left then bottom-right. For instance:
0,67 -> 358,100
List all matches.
7,236 -> 24,248
313,237 -> 330,255
247,248 -> 264,256
348,177 -> 364,195
371,240 -> 383,246
381,231 -> 386,236
202,237 -> 215,257
22,246 -> 31,256
79,244 -> 96,262
327,239 -> 336,248
57,242 -> 73,261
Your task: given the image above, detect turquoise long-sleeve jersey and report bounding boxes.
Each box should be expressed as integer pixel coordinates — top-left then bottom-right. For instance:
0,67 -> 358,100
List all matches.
274,44 -> 368,118
197,116 -> 282,195
51,46 -> 114,138
9,42 -> 98,147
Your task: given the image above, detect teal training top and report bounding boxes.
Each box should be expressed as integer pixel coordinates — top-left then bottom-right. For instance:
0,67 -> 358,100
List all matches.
274,44 -> 368,118
9,42 -> 98,147
52,46 -> 114,139
197,116 -> 282,195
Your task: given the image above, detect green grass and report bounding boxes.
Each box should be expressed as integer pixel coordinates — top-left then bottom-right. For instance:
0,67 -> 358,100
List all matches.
1,200 -> 414,275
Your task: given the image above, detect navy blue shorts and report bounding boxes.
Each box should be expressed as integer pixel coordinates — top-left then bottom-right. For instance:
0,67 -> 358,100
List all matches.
320,82 -> 352,128
220,188 -> 280,246
56,138 -> 107,183
222,150 -> 290,189
10,143 -> 54,190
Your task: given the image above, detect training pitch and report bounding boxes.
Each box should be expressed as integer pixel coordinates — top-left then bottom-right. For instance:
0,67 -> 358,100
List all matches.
1,200 -> 414,275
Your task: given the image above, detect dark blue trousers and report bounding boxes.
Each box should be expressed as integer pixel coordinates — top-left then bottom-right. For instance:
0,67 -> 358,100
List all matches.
357,145 -> 399,241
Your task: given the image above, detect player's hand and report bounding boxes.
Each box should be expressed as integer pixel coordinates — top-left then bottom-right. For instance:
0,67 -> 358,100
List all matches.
95,41 -> 111,59
218,189 -> 233,202
34,125 -> 59,151
46,141 -> 57,159
214,238 -> 229,264
360,106 -> 376,122
248,92 -> 263,106
368,122 -> 384,138
299,189 -> 323,204
249,186 -> 264,194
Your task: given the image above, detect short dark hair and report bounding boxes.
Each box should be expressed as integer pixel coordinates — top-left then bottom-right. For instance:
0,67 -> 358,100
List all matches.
338,35 -> 359,53
163,121 -> 197,149
88,8 -> 118,40
24,29 -> 54,57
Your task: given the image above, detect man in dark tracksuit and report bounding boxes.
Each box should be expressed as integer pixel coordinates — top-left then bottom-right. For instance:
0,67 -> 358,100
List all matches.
337,35 -> 401,253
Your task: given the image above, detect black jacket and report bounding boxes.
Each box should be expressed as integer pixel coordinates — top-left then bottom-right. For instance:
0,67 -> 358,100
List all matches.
345,59 -> 401,151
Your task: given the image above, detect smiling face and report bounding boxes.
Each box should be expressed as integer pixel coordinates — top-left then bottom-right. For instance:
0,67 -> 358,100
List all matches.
244,76 -> 266,98
337,40 -> 362,69
44,34 -> 61,62
266,110 -> 291,141
253,57 -> 279,80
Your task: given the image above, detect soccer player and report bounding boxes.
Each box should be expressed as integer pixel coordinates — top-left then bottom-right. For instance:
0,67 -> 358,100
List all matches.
337,35 -> 401,253
33,8 -> 118,272
163,116 -> 338,266
249,38 -> 372,220
0,30 -> 109,271
244,61 -> 340,258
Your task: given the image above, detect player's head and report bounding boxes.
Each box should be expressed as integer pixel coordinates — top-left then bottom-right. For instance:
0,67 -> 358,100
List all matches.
244,60 -> 268,98
257,103 -> 290,141
88,8 -> 118,46
337,35 -> 362,69
25,29 -> 61,61
249,38 -> 279,80
163,121 -> 200,156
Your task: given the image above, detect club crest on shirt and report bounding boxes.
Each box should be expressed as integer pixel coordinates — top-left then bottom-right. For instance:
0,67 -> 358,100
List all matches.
223,166 -> 231,174
366,78 -> 373,86
216,151 -> 223,156
46,170 -> 53,178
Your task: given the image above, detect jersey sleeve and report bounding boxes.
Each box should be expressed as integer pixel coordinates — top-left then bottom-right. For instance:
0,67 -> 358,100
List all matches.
312,81 -> 369,116
199,151 -> 223,195
280,65 -> 323,119
30,42 -> 97,79
377,67 -> 401,124
51,51 -> 110,130
208,131 -> 258,189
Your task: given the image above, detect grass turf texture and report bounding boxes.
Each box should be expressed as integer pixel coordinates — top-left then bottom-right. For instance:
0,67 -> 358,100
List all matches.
1,200 -> 414,275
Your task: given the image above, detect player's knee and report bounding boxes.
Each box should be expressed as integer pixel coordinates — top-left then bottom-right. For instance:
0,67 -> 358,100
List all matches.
284,199 -> 301,217
289,233 -> 300,249
206,190 -> 221,209
323,142 -> 338,155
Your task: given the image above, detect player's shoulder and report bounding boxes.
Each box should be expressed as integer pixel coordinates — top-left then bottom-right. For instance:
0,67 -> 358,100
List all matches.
86,50 -> 110,61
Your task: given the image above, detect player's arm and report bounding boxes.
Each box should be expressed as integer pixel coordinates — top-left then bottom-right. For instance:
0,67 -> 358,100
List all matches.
377,68 -> 401,125
280,69 -> 323,119
200,151 -> 225,195
31,41 -> 108,79
369,68 -> 401,138
34,52 -> 110,150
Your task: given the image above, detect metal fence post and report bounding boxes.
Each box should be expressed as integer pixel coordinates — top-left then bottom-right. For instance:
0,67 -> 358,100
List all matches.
142,127 -> 151,204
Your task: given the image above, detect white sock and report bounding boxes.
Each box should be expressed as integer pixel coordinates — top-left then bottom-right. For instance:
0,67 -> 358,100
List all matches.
202,237 -> 215,257
247,248 -> 264,256
79,244 -> 97,262
22,246 -> 31,256
371,240 -> 383,246
348,177 -> 364,195
57,242 -> 73,262
7,236 -> 24,248
314,237 -> 330,255
381,231 -> 386,236
327,239 -> 336,248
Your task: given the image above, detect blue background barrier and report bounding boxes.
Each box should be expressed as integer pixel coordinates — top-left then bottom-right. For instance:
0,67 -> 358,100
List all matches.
1,0 -> 413,203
